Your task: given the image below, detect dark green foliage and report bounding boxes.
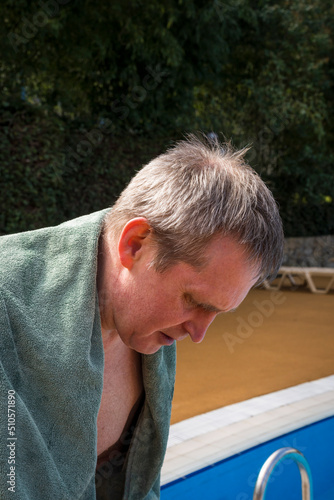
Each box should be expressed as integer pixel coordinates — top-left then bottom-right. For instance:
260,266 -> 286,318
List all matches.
0,0 -> 333,236
0,103 -> 69,233
0,103 -> 172,234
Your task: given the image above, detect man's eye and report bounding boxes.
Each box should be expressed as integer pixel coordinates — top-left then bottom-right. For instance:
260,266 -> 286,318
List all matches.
184,293 -> 196,308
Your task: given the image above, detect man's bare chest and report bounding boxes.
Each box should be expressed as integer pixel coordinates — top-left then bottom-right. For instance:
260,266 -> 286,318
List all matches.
96,342 -> 143,456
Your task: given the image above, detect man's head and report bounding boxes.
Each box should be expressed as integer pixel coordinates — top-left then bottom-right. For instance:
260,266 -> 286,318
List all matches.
98,135 -> 284,354
105,134 -> 284,285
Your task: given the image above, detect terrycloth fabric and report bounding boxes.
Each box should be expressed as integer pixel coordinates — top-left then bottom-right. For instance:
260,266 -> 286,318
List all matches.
0,210 -> 176,500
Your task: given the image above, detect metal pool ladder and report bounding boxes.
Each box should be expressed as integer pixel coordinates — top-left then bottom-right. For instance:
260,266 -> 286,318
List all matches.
253,447 -> 313,500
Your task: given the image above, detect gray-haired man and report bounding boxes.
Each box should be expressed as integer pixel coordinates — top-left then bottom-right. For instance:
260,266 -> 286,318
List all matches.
0,135 -> 283,499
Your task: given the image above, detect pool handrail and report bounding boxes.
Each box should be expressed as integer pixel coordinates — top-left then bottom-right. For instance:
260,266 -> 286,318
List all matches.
253,447 -> 313,500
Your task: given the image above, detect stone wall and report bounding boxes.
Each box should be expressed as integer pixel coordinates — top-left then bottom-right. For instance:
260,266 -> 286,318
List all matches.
283,235 -> 334,268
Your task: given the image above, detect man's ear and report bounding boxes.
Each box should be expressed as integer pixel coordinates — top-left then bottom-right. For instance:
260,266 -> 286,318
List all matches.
118,218 -> 152,270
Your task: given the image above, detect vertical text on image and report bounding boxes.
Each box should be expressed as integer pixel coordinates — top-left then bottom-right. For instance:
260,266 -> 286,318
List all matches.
7,389 -> 16,493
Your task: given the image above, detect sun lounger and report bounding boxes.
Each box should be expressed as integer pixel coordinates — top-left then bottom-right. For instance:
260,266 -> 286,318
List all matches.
263,266 -> 334,294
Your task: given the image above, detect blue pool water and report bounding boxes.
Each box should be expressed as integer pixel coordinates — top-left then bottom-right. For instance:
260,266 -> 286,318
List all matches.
161,416 -> 334,500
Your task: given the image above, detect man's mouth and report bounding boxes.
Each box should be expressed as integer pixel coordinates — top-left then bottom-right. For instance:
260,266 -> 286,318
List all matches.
159,332 -> 175,346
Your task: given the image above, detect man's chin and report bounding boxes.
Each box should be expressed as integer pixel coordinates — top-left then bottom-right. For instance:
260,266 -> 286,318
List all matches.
130,343 -> 163,355
129,332 -> 175,355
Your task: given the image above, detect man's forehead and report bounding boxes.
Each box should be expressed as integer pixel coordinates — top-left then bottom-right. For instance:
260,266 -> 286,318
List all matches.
179,247 -> 258,313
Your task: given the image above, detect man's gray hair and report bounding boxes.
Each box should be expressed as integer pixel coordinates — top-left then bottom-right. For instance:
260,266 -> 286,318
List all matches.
105,134 -> 284,284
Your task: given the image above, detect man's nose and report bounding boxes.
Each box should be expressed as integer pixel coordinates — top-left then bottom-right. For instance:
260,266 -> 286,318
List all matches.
183,311 -> 217,343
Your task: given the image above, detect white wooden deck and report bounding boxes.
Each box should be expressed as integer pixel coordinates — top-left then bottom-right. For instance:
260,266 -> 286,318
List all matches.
264,266 -> 334,294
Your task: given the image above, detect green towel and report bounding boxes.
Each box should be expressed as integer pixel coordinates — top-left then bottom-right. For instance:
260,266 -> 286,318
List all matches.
0,210 -> 176,500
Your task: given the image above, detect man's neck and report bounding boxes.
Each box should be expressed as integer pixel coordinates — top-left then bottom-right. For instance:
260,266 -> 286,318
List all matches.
97,231 -> 118,333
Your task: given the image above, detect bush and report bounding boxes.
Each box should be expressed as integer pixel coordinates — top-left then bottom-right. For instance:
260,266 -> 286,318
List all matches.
1,101 -> 332,237
0,102 -> 174,234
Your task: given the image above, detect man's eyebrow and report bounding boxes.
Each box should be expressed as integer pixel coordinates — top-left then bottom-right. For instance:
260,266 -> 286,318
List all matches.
196,300 -> 237,314
185,293 -> 237,314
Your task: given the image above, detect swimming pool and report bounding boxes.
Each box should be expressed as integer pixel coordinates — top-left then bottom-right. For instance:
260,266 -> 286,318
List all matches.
161,416 -> 334,499
161,377 -> 334,500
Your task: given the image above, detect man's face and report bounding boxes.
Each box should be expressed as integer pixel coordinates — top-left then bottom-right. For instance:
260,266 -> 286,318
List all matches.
106,234 -> 258,355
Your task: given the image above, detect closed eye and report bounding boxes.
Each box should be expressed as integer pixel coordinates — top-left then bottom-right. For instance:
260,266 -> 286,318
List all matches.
183,293 -> 224,314
183,293 -> 198,309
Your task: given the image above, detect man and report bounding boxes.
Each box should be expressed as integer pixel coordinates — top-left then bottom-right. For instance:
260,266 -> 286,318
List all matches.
0,135 -> 283,499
